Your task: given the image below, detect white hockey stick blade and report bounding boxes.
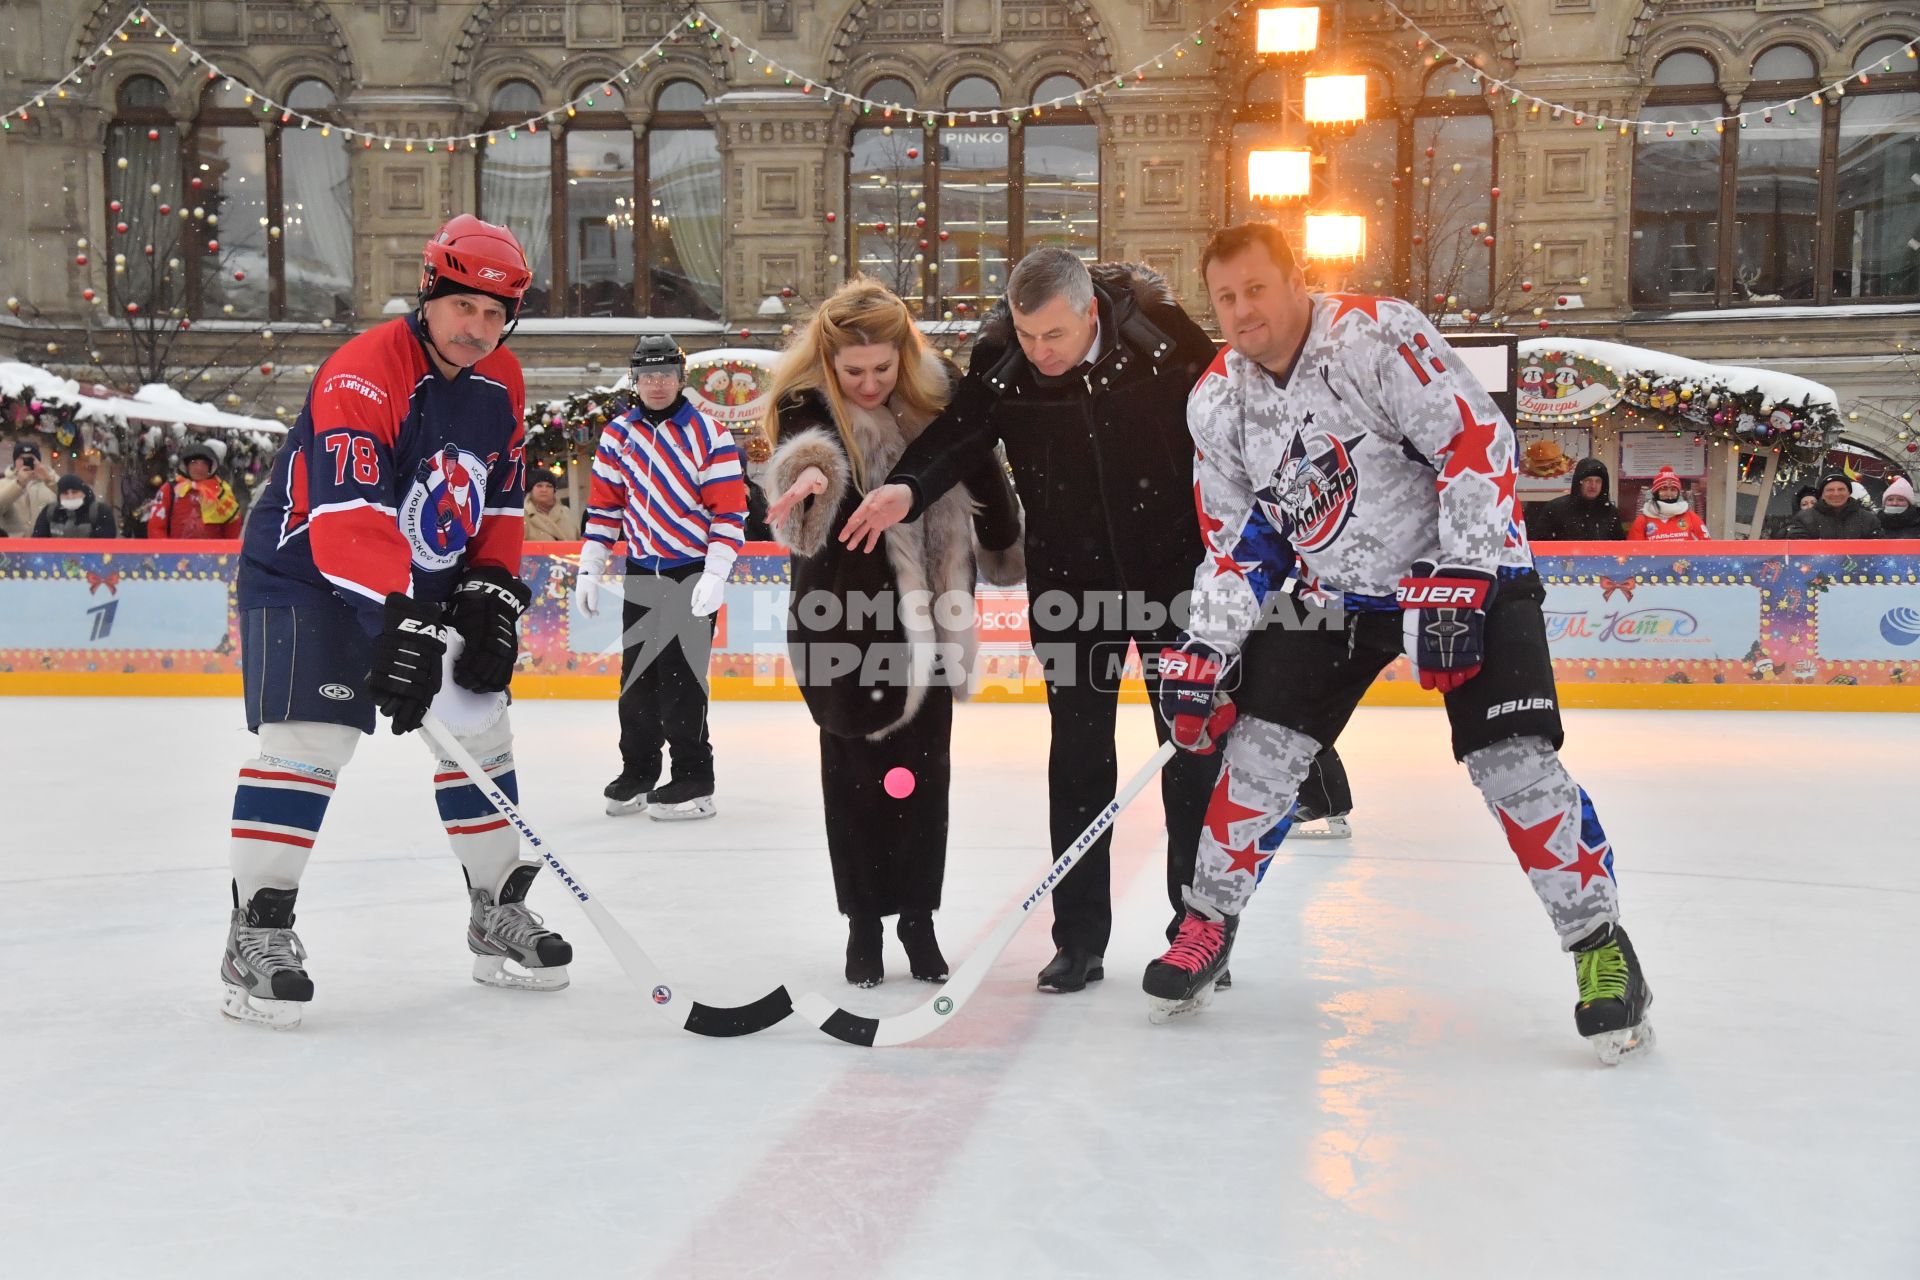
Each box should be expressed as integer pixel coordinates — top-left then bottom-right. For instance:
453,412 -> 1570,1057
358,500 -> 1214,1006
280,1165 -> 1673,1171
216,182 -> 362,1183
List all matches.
1290,814 -> 1352,840
793,740 -> 1179,1048
420,712 -> 793,1037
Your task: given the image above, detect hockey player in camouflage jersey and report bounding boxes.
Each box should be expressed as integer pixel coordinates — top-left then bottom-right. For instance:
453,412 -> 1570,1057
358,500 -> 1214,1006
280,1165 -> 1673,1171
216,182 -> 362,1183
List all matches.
1142,223 -> 1652,1063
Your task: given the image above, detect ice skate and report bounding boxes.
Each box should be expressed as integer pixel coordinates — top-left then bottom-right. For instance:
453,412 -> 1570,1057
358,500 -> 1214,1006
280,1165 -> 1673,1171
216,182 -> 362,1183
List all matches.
468,864 -> 573,990
1290,803 -> 1352,840
1572,922 -> 1654,1065
603,769 -> 655,817
220,885 -> 314,1031
1143,900 -> 1238,1025
647,776 -> 716,822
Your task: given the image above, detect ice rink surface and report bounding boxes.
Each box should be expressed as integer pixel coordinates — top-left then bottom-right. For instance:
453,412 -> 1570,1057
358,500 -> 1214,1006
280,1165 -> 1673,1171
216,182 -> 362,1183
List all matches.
2,696 -> 1915,1279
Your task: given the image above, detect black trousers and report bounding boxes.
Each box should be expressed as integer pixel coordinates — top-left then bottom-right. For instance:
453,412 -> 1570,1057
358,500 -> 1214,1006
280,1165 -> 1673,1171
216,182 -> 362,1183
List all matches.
819,684 -> 953,918
617,560 -> 715,786
1299,746 -> 1353,818
1032,591 -> 1219,955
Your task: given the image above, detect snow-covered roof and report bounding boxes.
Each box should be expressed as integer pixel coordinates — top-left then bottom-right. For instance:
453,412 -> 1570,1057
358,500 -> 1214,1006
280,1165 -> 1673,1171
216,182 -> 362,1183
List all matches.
1516,338 -> 1840,412
0,361 -> 285,433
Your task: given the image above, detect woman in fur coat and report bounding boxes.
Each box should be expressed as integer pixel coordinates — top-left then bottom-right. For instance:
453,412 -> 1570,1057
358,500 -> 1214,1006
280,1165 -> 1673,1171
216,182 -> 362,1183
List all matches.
761,279 -> 1024,987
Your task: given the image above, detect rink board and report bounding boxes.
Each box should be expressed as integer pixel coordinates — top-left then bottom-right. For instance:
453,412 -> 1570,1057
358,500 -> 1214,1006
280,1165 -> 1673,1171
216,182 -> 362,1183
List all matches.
1,538 -> 1916,711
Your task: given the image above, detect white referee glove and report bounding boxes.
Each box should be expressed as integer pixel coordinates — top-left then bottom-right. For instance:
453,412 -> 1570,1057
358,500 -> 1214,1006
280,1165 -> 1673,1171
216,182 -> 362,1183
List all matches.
576,541 -> 610,617
688,567 -> 728,618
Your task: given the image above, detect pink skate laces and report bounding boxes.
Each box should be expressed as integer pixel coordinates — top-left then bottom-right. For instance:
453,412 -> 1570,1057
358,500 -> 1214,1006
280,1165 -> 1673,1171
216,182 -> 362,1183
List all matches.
1161,915 -> 1224,973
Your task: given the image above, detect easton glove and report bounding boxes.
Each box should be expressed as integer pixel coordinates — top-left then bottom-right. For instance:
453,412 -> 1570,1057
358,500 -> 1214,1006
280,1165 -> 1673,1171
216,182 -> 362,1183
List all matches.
369,593 -> 449,735
1154,639 -> 1238,754
446,565 -> 531,694
1397,560 -> 1495,694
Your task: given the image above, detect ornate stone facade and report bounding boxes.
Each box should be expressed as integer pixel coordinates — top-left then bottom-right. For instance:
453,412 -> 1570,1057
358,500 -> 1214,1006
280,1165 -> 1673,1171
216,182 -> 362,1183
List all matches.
0,0 -> 1916,462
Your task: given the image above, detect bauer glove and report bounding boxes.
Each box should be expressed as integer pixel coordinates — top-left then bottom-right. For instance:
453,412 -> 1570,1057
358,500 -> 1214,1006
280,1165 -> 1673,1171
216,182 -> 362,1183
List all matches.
446,565 -> 531,694
1397,560 -> 1495,694
1154,639 -> 1238,754
370,593 -> 449,735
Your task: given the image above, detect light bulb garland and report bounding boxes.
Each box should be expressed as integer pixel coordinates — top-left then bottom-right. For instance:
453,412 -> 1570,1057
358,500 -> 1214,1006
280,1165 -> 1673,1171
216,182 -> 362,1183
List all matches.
1375,0 -> 1920,133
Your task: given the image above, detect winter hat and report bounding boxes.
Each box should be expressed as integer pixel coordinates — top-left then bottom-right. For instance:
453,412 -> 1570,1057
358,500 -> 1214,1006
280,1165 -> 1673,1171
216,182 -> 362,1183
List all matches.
1883,476 -> 1914,511
55,474 -> 87,496
11,440 -> 41,463
1651,466 -> 1682,493
1818,470 -> 1850,492
180,442 -> 219,470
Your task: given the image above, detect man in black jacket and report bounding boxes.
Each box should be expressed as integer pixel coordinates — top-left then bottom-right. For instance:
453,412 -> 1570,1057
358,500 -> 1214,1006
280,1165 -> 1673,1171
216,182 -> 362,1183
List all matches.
1792,471 -> 1880,539
32,475 -> 119,539
840,248 -> 1219,993
1528,457 -> 1623,541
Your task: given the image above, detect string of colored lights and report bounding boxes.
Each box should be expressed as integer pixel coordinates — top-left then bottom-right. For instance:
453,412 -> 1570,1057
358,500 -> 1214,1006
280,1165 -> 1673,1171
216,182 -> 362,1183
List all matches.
1373,0 -> 1920,135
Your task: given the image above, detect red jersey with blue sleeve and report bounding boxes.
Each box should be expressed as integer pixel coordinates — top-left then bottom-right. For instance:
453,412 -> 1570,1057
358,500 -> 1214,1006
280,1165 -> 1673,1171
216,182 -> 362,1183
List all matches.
583,394 -> 747,573
238,313 -> 528,633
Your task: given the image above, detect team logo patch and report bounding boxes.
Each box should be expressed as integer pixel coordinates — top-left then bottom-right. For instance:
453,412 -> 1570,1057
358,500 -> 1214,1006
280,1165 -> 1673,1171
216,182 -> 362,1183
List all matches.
477,266 -> 507,282
400,445 -> 489,572
652,985 -> 672,1005
1257,430 -> 1365,553
318,683 -> 355,701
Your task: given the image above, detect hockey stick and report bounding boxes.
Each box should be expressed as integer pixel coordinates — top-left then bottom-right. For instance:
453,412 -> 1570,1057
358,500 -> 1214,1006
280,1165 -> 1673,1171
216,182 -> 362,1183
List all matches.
792,739 -> 1180,1047
420,711 -> 793,1037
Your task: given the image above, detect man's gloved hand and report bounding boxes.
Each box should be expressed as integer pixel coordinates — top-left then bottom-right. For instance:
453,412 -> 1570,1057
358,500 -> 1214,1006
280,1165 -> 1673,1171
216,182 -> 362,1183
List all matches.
688,567 -> 728,618
1397,560 -> 1495,694
1154,638 -> 1238,754
446,565 -> 531,694
370,593 -> 449,735
575,541 -> 610,618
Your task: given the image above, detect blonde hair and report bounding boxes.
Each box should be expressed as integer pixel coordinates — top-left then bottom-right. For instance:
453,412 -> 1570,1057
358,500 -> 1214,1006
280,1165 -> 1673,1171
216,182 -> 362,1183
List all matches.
762,278 -> 946,491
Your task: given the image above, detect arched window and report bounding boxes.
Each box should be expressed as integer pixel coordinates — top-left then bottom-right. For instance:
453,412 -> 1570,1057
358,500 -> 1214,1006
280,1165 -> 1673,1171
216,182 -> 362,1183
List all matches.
844,71 -> 1099,314
193,79 -> 271,319
1630,51 -> 1726,307
1735,47 -> 1820,302
280,80 -> 352,320
478,80 -> 554,317
106,76 -> 181,315
1836,39 -> 1920,299
1412,63 -> 1495,312
475,74 -> 721,319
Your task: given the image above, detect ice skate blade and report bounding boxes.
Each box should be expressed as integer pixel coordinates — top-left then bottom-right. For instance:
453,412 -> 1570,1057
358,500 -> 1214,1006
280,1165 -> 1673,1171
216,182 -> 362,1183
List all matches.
221,982 -> 304,1030
604,796 -> 647,817
472,955 -> 570,991
1292,815 -> 1352,840
648,798 -> 716,822
1147,982 -> 1217,1025
1589,1019 -> 1655,1066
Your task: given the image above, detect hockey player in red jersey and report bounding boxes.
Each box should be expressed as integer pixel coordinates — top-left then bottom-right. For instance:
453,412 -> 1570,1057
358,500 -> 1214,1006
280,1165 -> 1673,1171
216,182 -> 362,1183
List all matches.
1143,223 -> 1653,1063
222,215 -> 568,1029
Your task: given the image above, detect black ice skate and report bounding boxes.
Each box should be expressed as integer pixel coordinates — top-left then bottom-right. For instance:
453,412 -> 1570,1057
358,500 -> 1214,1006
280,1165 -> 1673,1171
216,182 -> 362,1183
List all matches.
468,864 -> 573,991
1143,901 -> 1238,1025
221,885 -> 314,1031
647,776 -> 716,822
603,769 -> 657,817
1572,922 -> 1655,1065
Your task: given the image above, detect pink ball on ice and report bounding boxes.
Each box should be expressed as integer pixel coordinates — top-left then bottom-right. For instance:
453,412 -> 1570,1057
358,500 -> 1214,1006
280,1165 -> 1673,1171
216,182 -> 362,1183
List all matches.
883,767 -> 916,799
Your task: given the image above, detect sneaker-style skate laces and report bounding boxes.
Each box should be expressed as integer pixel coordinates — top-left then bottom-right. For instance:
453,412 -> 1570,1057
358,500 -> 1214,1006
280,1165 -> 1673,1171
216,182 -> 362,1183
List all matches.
1576,941 -> 1628,1003
485,901 -> 553,949
1161,916 -> 1224,974
235,926 -> 305,972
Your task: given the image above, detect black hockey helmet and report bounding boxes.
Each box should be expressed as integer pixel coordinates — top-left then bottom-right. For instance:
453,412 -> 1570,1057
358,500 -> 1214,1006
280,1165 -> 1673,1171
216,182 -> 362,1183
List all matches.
630,334 -> 686,377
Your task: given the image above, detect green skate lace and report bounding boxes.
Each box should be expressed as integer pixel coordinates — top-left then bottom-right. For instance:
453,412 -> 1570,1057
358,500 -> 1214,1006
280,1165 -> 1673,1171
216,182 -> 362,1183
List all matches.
1576,941 -> 1627,1004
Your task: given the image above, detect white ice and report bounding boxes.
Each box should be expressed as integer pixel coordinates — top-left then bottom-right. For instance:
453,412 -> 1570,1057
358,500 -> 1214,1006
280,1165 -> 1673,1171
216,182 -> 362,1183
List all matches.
2,698 -> 1914,1278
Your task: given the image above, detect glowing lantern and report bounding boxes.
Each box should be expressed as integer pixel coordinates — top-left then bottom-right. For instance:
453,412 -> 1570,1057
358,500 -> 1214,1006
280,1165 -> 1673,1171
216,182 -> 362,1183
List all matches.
1303,74 -> 1368,129
1248,148 -> 1313,202
1303,213 -> 1367,263
1255,7 -> 1320,57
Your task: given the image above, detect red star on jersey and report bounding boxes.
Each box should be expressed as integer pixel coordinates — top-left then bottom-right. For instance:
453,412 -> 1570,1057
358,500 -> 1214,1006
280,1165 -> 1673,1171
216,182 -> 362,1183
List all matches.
1222,842 -> 1271,878
1439,395 -> 1503,492
1211,552 -> 1251,579
1205,773 -> 1272,853
1498,807 -> 1566,874
1326,293 -> 1391,328
1193,480 -> 1226,544
1563,839 -> 1613,890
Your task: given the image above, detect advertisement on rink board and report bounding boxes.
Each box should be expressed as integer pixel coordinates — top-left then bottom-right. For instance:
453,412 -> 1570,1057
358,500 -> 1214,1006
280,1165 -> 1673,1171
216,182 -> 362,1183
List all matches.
2,541 -> 1918,709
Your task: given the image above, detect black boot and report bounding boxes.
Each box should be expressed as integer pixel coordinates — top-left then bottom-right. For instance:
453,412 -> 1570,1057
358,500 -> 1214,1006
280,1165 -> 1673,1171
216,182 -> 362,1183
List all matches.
845,914 -> 883,988
896,911 -> 949,983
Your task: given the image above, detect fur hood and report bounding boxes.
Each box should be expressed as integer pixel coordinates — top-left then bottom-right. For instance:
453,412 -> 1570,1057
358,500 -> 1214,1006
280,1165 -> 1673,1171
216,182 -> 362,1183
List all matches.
978,261 -> 1179,350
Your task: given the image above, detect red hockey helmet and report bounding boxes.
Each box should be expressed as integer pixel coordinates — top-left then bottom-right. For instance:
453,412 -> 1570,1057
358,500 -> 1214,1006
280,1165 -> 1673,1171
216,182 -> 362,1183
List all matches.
419,215 -> 532,319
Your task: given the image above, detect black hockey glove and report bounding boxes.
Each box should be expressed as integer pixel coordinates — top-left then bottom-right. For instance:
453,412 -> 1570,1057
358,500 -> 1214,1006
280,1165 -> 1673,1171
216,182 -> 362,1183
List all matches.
1154,638 -> 1238,754
1396,560 -> 1495,694
369,593 -> 449,735
446,565 -> 531,694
